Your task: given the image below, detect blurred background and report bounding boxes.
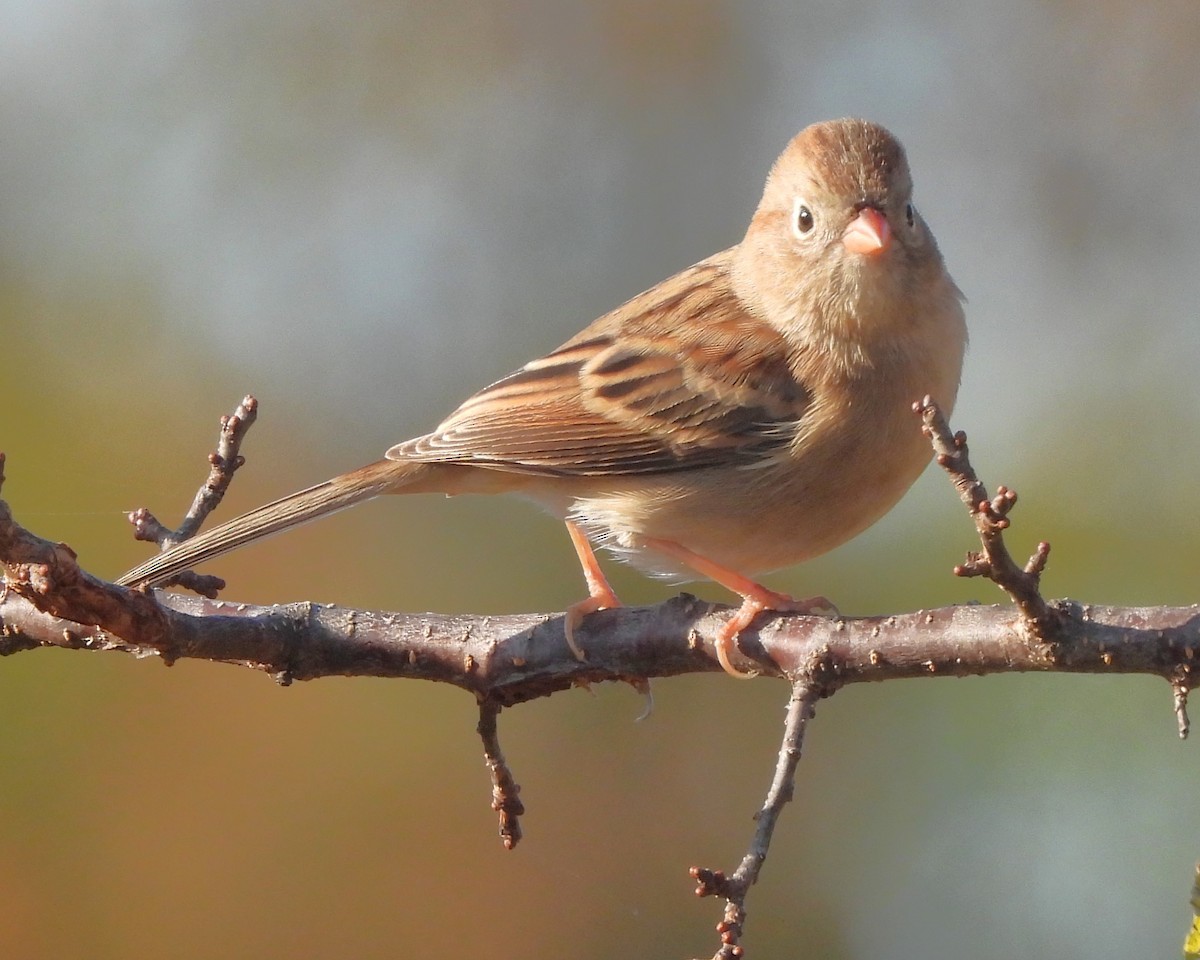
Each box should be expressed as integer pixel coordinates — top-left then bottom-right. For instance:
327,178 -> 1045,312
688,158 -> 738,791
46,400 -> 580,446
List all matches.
2,1 -> 1198,957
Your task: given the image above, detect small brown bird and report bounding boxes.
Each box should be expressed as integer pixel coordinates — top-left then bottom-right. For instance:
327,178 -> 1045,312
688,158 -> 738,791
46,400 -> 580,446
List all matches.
118,118 -> 967,677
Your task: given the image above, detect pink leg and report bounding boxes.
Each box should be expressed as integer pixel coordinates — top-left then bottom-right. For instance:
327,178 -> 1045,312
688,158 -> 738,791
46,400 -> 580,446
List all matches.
642,536 -> 836,678
563,521 -> 623,661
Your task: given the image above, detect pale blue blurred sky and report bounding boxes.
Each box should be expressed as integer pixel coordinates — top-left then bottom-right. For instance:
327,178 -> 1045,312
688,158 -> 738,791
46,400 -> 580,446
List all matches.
4,0 -> 1198,445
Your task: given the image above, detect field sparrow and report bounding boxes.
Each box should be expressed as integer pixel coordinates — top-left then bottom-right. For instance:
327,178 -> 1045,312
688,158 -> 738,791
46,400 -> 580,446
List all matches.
118,118 -> 967,678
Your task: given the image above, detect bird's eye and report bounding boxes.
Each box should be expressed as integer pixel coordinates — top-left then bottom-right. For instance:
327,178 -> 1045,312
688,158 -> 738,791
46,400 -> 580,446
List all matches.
792,199 -> 815,237
905,203 -> 915,227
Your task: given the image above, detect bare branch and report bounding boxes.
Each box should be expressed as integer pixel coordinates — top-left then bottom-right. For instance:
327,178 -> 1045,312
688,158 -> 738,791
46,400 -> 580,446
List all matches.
124,395 -> 258,596
1175,681 -> 1191,739
2,481 -> 1198,699
478,699 -> 525,849
915,397 -> 1056,633
691,679 -> 820,959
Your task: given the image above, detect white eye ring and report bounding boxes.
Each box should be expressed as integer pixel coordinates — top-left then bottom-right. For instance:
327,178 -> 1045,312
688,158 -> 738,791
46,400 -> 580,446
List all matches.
791,197 -> 815,238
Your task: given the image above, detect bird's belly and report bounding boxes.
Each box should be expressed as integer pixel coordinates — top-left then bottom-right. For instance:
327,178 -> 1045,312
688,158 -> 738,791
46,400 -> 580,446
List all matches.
560,403 -> 936,580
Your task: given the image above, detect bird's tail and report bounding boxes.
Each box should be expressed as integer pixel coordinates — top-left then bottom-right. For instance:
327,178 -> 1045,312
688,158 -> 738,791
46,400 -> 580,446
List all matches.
116,458 -> 413,588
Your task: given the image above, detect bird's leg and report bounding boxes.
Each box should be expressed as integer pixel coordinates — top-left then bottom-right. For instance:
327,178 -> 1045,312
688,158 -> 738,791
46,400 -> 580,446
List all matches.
563,521 -> 623,661
641,536 -> 837,679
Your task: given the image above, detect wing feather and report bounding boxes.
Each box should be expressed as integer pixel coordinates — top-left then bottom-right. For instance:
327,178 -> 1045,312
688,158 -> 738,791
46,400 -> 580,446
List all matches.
389,251 -> 811,477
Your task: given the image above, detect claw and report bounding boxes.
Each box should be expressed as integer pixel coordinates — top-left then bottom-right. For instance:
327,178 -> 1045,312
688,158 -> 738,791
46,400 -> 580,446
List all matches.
563,521 -> 622,661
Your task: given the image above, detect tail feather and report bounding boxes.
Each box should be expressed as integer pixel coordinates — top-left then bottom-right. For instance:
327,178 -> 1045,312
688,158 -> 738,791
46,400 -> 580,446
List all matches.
117,458 -> 407,588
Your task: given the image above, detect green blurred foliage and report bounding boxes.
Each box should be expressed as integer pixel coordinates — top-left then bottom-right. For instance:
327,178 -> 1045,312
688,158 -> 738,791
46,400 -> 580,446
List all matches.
1,2 -> 1199,958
